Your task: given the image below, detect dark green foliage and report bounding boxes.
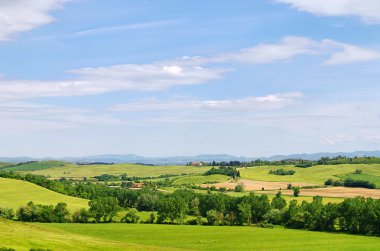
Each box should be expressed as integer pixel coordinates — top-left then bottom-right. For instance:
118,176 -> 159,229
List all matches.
354,169 -> 363,174
94,174 -> 119,181
16,201 -> 69,223
89,197 -> 120,222
269,169 -> 296,175
325,178 -> 376,189
234,183 -> 244,192
122,208 -> 140,223
0,207 -> 14,220
343,178 -> 376,189
204,166 -> 239,178
72,208 -> 91,223
0,248 -> 15,251
206,210 -> 224,226
271,192 -> 287,210
293,187 -> 300,197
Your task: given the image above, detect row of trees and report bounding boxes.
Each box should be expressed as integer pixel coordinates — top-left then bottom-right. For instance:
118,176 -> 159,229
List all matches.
2,189 -> 380,236
205,156 -> 380,168
325,178 -> 376,189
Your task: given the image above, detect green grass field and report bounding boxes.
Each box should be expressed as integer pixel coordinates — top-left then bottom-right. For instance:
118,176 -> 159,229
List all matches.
0,177 -> 88,211
22,223 -> 380,251
1,160 -> 66,172
0,219 -> 159,251
172,174 -> 230,185
239,164 -> 380,185
28,162 -> 210,179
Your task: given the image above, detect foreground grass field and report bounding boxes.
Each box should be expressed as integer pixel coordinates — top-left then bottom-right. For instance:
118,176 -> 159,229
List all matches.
239,164 -> 380,185
18,223 -> 380,251
0,219 -> 160,251
0,177 -> 88,210
28,162 -> 209,179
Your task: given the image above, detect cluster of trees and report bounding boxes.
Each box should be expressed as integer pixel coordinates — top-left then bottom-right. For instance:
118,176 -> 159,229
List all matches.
16,201 -> 69,223
2,187 -> 380,236
206,156 -> 380,168
325,178 -> 376,189
204,166 -> 240,178
268,169 -> 296,176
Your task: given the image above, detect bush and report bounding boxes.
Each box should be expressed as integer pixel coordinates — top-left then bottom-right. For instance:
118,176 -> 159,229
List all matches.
343,178 -> 376,189
234,183 -> 245,192
0,207 -> 14,220
122,208 -> 140,223
0,248 -> 15,251
256,221 -> 274,228
269,169 -> 295,176
324,179 -> 333,186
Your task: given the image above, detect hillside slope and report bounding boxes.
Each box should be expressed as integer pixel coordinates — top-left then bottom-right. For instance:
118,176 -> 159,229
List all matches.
0,177 -> 88,210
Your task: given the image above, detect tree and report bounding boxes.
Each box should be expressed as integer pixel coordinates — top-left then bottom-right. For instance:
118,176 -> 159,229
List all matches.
0,207 -> 14,220
122,208 -> 140,223
293,187 -> 300,197
271,192 -> 287,210
89,197 -> 120,223
53,202 -> 69,223
237,200 -> 252,225
234,182 -> 245,192
206,209 -> 224,226
72,208 -> 90,223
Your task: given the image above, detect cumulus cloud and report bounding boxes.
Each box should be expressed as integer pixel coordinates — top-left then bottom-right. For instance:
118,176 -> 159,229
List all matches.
0,0 -> 69,41
209,36 -> 319,64
0,63 -> 227,100
322,39 -> 380,64
176,36 -> 380,66
0,37 -> 379,100
109,92 -> 303,112
276,0 -> 380,24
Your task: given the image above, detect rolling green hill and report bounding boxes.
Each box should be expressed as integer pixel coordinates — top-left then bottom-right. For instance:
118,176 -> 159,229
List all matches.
28,162 -> 210,179
0,177 -> 88,211
1,160 -> 66,172
239,164 -> 380,185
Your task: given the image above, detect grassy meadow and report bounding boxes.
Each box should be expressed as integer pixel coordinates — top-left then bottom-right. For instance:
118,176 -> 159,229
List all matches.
239,164 -> 380,185
0,177 -> 88,210
0,219 -> 159,251
27,162 -> 209,179
24,223 -> 380,251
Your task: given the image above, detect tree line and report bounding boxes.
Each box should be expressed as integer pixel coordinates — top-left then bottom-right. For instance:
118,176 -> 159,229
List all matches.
2,189 -> 380,236
205,156 -> 380,168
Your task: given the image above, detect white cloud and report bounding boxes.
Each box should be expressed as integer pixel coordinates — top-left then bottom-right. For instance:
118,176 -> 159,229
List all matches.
276,0 -> 380,24
322,39 -> 380,64
71,19 -> 180,37
0,0 -> 69,41
109,92 -> 303,112
0,36 -> 379,100
0,63 -> 227,100
176,36 -> 380,66
209,36 -> 319,64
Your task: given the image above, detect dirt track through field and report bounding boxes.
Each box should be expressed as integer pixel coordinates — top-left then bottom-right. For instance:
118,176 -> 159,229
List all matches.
201,179 -> 380,199
257,187 -> 380,199
201,179 -> 317,191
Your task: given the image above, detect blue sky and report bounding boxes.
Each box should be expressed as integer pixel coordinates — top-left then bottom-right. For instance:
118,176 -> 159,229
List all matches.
1,0 -> 380,157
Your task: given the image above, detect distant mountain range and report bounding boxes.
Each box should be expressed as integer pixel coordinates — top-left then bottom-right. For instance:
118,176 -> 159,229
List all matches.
1,151 -> 380,165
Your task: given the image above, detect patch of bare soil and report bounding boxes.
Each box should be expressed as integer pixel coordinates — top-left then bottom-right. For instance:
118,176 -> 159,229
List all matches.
257,187 -> 380,199
200,179 -> 317,191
